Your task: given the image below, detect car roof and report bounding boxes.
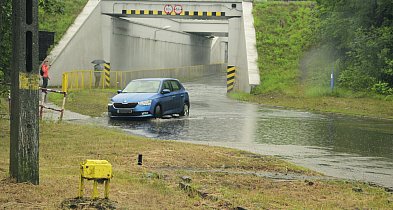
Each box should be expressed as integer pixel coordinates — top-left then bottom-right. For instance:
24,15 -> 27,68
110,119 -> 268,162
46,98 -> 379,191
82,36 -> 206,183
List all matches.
133,78 -> 179,82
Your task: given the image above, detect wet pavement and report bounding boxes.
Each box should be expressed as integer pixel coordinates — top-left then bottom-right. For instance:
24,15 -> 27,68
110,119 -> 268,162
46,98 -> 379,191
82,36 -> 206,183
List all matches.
60,74 -> 393,190
41,102 -> 90,121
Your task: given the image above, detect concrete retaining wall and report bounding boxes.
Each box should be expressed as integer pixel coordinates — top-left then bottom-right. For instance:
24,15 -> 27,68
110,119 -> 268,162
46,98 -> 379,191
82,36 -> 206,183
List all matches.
110,63 -> 226,88
110,18 -> 212,71
242,2 -> 260,89
210,37 -> 228,64
48,1 -> 108,86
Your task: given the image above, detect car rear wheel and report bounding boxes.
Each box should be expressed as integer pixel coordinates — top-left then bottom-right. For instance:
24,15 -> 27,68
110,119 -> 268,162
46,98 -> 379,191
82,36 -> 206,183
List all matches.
154,105 -> 162,118
180,103 -> 189,116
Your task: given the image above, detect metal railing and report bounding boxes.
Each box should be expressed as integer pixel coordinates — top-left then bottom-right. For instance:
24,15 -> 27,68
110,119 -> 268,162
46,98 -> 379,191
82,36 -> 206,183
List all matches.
39,88 -> 67,121
62,70 -> 137,92
62,64 -> 226,92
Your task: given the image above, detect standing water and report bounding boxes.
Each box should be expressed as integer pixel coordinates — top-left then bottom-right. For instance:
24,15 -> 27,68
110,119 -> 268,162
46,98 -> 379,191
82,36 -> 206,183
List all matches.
107,74 -> 393,189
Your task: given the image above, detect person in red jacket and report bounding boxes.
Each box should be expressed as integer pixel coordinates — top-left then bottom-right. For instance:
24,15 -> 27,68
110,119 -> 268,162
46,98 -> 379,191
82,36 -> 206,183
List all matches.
41,60 -> 50,89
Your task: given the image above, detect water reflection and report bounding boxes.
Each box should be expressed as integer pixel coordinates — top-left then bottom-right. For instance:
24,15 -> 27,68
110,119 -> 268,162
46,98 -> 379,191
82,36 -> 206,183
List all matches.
254,111 -> 393,160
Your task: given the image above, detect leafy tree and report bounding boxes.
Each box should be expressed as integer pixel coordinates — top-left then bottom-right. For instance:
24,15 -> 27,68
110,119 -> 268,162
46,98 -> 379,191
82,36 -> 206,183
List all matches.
0,0 -> 12,88
38,0 -> 65,17
316,0 -> 393,94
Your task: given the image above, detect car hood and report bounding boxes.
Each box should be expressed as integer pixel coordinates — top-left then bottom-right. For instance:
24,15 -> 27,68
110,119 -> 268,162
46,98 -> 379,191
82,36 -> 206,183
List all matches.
111,93 -> 158,103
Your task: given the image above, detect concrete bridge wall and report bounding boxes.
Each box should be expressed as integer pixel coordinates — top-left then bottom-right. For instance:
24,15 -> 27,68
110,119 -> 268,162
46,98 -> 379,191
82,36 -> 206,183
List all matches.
228,2 -> 259,93
111,18 -> 212,71
210,37 -> 228,64
48,1 -> 108,86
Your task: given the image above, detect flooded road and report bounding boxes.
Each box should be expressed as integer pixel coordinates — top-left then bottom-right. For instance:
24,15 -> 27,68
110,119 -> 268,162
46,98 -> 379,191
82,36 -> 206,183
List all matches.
105,74 -> 393,189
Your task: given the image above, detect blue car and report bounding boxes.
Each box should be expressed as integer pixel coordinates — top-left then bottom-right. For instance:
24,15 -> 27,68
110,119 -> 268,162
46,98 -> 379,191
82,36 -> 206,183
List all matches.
108,78 -> 190,118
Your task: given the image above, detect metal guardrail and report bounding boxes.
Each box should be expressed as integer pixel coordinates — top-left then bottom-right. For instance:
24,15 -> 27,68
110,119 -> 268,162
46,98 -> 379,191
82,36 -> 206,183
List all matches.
62,70 -> 129,92
62,63 -> 226,92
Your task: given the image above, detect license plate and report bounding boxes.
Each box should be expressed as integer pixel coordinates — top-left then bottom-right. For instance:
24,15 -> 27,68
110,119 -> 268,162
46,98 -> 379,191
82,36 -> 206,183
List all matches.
117,109 -> 133,114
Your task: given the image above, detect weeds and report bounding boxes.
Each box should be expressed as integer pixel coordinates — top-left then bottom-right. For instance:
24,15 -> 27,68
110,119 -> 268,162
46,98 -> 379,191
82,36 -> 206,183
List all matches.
39,0 -> 89,44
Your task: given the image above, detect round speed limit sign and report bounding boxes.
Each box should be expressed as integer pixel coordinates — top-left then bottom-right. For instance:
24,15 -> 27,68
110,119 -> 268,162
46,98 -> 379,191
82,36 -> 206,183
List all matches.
174,5 -> 183,15
164,5 -> 173,15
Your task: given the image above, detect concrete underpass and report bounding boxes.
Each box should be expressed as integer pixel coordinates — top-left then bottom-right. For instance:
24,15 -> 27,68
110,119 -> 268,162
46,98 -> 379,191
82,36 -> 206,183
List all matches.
48,0 -> 259,93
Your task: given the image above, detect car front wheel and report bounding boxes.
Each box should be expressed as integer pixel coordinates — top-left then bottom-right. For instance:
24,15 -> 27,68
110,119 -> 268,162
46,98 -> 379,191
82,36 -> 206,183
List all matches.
154,105 -> 162,118
180,103 -> 189,116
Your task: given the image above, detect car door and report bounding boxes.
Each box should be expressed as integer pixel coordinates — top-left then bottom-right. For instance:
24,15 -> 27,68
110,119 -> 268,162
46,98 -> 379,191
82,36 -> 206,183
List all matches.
159,80 -> 174,114
169,80 -> 183,113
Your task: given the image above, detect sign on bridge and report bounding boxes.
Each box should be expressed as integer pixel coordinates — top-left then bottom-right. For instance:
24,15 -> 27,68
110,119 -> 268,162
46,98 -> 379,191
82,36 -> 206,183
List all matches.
174,5 -> 183,15
164,5 -> 173,15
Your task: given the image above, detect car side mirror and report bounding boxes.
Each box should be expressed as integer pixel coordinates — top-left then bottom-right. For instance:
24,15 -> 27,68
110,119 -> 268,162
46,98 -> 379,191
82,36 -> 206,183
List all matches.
161,89 -> 170,94
117,90 -> 122,94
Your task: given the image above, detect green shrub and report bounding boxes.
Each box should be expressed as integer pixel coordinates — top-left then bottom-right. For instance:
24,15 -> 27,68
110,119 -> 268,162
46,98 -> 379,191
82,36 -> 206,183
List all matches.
372,82 -> 393,95
39,0 -> 65,14
338,68 -> 376,91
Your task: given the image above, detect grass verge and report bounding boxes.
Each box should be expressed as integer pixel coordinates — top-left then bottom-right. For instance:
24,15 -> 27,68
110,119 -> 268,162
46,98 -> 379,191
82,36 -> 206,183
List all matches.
230,92 -> 393,120
1,99 -> 393,208
49,89 -> 116,117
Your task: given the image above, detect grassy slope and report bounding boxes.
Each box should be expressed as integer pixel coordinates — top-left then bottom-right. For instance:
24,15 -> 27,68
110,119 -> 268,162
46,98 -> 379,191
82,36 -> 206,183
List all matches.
234,1 -> 393,119
252,1 -> 316,95
39,0 -> 89,44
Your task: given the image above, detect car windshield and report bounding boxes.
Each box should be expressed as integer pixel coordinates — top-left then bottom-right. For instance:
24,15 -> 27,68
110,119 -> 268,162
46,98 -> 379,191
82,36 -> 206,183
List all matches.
122,80 -> 161,93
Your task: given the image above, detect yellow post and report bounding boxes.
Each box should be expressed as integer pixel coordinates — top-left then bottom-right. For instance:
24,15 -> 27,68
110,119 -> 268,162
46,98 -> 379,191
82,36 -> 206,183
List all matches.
71,72 -> 76,90
104,179 -> 110,199
89,70 -> 93,89
78,175 -> 85,198
92,180 -> 99,199
75,72 -> 79,89
81,72 -> 84,89
69,72 -> 73,90
62,73 -> 68,93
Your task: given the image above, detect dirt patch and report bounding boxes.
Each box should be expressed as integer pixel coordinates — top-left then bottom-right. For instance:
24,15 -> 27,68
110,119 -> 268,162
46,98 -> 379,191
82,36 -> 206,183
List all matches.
61,198 -> 117,210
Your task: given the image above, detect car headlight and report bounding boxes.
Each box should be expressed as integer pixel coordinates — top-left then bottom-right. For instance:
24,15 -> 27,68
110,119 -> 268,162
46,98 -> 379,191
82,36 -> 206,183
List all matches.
138,100 -> 152,106
108,99 -> 114,106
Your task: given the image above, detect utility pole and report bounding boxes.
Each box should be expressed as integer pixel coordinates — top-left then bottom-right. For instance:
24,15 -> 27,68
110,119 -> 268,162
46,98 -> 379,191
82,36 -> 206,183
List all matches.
10,0 -> 40,184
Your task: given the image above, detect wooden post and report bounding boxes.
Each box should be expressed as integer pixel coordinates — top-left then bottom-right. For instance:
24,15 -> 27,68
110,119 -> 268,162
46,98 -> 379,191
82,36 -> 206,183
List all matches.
10,0 -> 40,184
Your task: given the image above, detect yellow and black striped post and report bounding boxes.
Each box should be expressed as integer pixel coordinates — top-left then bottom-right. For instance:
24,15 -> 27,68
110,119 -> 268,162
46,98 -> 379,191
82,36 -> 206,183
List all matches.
104,63 -> 110,88
227,66 -> 236,92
